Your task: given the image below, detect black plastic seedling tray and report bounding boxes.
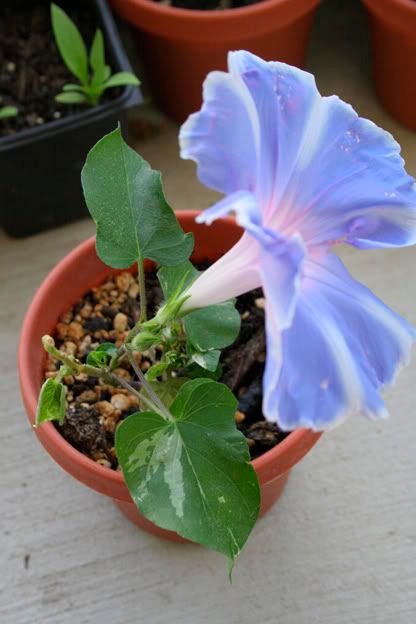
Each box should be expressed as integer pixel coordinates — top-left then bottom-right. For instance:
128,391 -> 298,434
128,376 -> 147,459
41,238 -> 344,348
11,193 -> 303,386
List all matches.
0,0 -> 142,238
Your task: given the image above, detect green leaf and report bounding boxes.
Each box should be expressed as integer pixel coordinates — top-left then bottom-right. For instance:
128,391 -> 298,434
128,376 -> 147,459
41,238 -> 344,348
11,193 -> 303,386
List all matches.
158,261 -> 198,298
102,71 -> 140,90
185,303 -> 241,351
86,342 -> 118,367
86,351 -> 108,367
116,379 -> 260,565
146,351 -> 186,381
103,65 -> 111,82
96,342 -> 118,358
90,29 -> 108,87
36,378 -> 66,426
190,348 -> 221,372
81,128 -> 194,269
55,91 -> 88,104
145,361 -> 170,381
159,261 -> 241,350
62,83 -> 84,92
0,106 -> 18,119
141,377 -> 187,411
51,4 -> 89,84
186,361 -> 223,380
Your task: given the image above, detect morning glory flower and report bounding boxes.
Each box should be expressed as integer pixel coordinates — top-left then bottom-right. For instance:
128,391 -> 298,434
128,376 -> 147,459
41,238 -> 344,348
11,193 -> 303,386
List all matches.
179,50 -> 416,431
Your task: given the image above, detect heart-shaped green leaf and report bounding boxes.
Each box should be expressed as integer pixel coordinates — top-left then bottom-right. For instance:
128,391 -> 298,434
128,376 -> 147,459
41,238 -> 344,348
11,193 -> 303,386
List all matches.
116,379 -> 260,565
186,361 -> 223,381
185,303 -> 241,351
190,348 -> 221,371
36,377 -> 66,426
81,128 -> 194,269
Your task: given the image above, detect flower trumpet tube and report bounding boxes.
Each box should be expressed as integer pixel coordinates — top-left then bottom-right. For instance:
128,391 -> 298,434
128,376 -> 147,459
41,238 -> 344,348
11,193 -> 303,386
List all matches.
179,50 -> 416,431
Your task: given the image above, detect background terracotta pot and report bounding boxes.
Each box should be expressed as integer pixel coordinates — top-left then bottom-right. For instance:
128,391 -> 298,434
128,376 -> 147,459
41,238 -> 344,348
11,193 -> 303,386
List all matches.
19,212 -> 321,542
110,0 -> 320,123
363,0 -> 416,130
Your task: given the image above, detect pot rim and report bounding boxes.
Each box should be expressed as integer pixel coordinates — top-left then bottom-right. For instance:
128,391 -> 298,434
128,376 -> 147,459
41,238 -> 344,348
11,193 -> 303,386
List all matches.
110,0 -> 320,40
19,211 -> 321,493
112,0 -> 317,20
363,0 -> 416,32
364,0 -> 416,10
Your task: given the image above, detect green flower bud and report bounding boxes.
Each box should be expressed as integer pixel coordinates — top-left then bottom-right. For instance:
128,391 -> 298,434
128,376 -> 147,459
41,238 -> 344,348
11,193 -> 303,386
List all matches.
132,330 -> 161,351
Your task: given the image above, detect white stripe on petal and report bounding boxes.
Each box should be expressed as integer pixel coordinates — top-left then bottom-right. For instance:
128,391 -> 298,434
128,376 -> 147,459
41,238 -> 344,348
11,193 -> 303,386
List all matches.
182,234 -> 261,312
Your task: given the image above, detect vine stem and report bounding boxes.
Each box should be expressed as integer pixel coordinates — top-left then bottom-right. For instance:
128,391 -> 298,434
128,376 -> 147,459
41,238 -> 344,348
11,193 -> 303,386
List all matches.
137,256 -> 147,323
124,346 -> 172,421
121,259 -> 147,352
107,372 -> 157,413
42,336 -> 159,414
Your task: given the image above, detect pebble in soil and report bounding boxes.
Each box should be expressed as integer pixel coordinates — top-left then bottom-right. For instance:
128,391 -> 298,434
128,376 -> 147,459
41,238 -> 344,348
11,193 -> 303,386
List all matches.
45,267 -> 286,469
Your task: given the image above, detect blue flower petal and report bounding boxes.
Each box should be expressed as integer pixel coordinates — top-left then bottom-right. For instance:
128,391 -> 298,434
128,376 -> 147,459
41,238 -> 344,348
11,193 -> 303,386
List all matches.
263,253 -> 415,430
196,190 -> 259,226
184,50 -> 416,250
228,51 -> 319,213
179,70 -> 259,196
284,105 -> 416,249
180,50 -> 416,430
180,50 -> 319,211
258,232 -> 306,330
231,51 -> 416,249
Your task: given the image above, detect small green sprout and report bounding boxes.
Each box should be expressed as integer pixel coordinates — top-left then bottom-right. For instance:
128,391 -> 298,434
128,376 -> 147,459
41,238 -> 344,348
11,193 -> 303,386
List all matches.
51,3 -> 140,107
0,97 -> 17,119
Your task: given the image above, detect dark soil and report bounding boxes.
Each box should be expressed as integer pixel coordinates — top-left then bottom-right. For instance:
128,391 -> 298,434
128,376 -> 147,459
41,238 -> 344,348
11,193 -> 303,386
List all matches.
154,0 -> 262,9
45,267 -> 286,470
0,0 -> 120,138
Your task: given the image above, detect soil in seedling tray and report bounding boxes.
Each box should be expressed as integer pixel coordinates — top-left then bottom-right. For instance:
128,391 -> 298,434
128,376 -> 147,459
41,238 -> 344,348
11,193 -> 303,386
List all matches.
0,0 -> 121,138
44,267 -> 287,470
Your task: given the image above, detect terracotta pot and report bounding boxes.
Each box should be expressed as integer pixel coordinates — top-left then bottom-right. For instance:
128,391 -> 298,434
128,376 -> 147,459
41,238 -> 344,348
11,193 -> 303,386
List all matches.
110,0 -> 320,123
19,212 -> 321,542
363,0 -> 416,130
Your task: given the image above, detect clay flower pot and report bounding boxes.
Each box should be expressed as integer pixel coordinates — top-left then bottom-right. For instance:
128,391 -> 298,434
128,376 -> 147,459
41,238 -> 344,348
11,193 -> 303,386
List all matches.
110,0 -> 319,123
363,0 -> 416,130
19,212 -> 321,541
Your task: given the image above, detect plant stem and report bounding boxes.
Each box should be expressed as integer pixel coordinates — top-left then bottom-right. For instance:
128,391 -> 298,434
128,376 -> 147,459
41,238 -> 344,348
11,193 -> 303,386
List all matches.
125,346 -> 172,420
42,336 -> 159,414
55,364 -> 71,383
105,371 -> 158,413
138,256 -> 147,323
42,336 -> 102,377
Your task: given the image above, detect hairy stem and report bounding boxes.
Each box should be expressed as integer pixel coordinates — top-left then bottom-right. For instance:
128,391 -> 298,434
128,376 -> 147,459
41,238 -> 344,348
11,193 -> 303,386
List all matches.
138,256 -> 147,324
124,346 -> 172,420
42,336 -> 102,377
42,336 -> 159,414
106,371 -> 157,413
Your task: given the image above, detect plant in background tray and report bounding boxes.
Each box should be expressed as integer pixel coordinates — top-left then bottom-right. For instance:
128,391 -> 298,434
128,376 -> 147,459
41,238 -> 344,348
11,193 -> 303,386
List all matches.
51,3 -> 140,107
0,97 -> 17,119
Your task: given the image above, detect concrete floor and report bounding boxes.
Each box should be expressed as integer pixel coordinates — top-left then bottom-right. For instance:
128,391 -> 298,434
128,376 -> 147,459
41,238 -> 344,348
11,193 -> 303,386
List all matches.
1,1 -> 415,622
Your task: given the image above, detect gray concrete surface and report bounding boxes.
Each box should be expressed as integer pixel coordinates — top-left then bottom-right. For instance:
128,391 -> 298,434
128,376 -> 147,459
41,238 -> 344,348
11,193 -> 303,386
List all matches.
1,1 -> 415,622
